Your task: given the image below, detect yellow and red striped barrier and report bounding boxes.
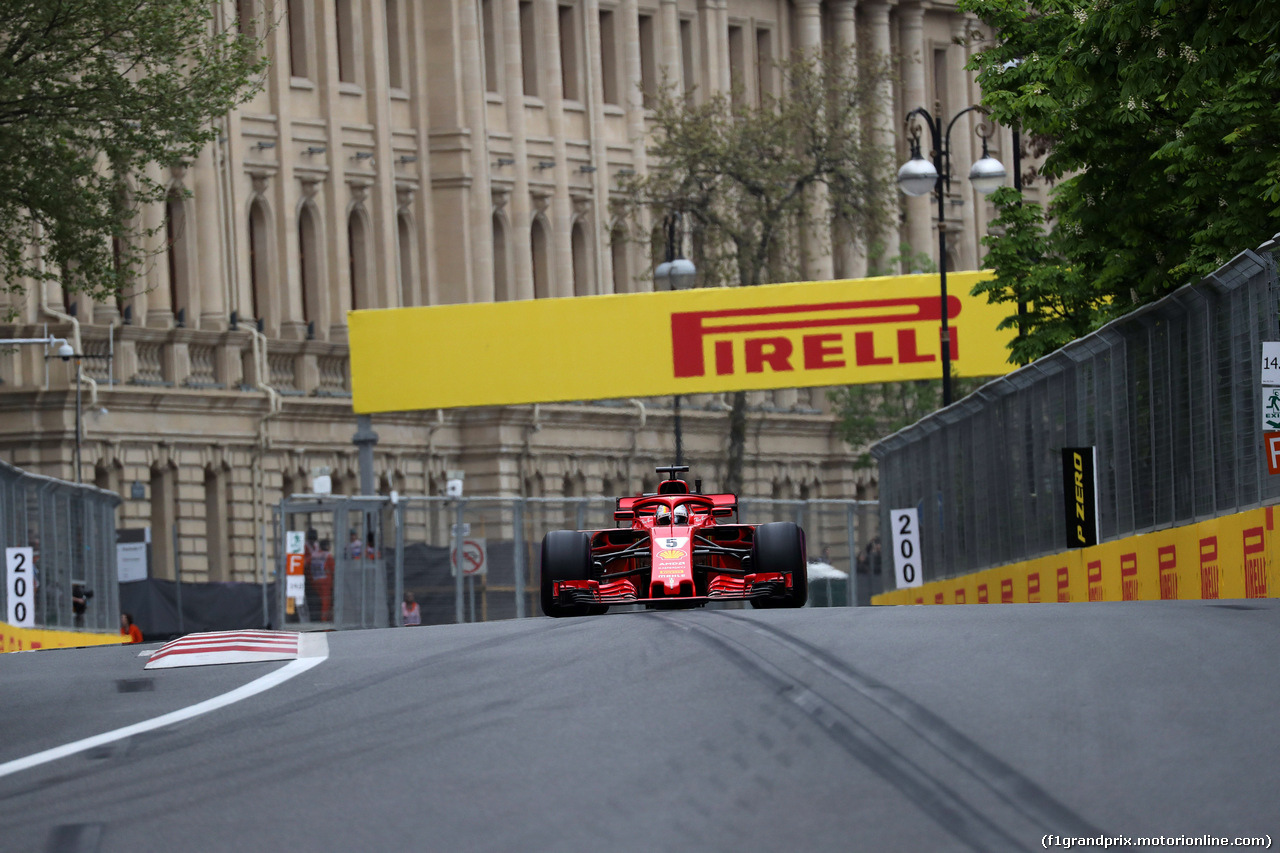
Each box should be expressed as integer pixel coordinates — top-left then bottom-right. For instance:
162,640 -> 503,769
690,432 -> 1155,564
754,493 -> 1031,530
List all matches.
0,622 -> 126,653
873,505 -> 1280,605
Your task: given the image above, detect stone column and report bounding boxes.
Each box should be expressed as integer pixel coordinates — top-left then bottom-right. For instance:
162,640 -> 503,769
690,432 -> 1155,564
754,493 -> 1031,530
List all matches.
795,0 -> 833,281
697,0 -> 720,95
716,0 -> 730,94
538,0 -> 574,297
949,13 -> 979,270
660,0 -> 681,90
502,0 -> 536,299
794,0 -> 823,53
459,0 -> 496,302
899,2 -> 933,268
621,0 -> 651,291
864,1 -> 898,272
142,166 -> 168,328
364,0 -> 413,308
832,0 -> 866,279
194,143 -> 227,330
583,0 -> 610,293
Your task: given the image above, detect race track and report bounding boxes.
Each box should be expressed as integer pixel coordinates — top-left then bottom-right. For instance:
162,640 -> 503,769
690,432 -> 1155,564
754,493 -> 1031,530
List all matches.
1,601 -> 1277,852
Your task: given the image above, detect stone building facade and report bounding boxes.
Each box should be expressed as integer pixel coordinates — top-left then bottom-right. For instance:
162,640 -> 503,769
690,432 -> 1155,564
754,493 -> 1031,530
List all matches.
0,0 -> 1038,583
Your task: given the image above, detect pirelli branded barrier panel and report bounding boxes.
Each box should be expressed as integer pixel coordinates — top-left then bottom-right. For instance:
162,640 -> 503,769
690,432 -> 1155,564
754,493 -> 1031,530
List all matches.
873,505 -> 1280,606
0,622 -> 124,653
348,272 -> 1015,413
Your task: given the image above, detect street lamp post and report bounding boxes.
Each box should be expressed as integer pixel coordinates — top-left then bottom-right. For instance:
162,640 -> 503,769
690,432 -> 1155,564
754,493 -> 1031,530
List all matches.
653,213 -> 696,465
897,106 -> 1006,406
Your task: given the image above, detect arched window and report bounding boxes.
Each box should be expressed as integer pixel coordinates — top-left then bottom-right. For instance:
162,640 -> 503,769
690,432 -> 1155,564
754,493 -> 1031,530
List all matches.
298,204 -> 321,332
336,0 -> 358,84
348,210 -> 369,312
248,199 -> 270,323
610,225 -> 628,293
237,0 -> 257,37
571,219 -> 591,296
397,212 -> 414,306
531,217 -> 550,299
493,214 -> 509,301
287,0 -> 309,79
385,0 -> 405,90
165,191 -> 188,323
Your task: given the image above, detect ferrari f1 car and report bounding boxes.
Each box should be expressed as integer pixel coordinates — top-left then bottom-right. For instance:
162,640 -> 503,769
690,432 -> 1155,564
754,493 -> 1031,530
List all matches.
540,466 -> 808,617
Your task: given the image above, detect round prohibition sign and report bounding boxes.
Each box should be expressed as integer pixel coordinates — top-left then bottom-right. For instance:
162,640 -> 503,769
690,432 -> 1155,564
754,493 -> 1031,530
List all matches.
451,539 -> 486,576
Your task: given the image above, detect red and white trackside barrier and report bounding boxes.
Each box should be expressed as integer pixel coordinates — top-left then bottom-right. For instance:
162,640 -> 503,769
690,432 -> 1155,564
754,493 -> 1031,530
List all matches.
144,630 -> 327,670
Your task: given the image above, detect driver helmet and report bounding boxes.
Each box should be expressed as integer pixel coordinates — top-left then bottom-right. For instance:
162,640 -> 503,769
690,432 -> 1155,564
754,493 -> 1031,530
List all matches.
673,504 -> 690,525
655,505 -> 672,526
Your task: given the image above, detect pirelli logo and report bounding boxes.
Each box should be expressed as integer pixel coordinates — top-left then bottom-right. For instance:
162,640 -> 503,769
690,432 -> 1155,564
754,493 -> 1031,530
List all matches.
1158,545 -> 1178,600
670,296 -> 960,379
1199,536 -> 1219,600
1120,553 -> 1139,601
1087,559 -> 1103,601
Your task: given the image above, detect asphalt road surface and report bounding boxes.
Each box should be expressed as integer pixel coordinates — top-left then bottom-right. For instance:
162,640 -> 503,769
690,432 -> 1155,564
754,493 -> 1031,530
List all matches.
1,601 -> 1277,853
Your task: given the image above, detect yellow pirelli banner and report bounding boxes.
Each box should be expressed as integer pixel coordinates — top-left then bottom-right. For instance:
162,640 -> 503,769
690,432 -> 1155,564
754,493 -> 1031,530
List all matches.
1,621 -> 125,653
349,272 -> 1015,413
873,505 -> 1280,605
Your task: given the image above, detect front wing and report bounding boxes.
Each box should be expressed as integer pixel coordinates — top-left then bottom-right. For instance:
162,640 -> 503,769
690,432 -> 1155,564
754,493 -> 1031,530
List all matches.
551,572 -> 795,607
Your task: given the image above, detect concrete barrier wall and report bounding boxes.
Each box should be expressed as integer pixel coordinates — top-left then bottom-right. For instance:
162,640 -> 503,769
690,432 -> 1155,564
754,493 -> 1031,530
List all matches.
873,505 -> 1280,605
1,621 -> 125,652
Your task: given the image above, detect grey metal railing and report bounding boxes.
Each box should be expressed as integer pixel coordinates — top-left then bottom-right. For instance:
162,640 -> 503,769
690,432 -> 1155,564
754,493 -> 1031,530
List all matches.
871,247 -> 1280,584
0,460 -> 121,631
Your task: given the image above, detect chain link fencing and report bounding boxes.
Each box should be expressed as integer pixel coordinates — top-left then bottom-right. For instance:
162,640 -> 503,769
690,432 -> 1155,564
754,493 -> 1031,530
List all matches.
872,247 -> 1280,585
0,460 -> 121,632
276,495 -> 880,628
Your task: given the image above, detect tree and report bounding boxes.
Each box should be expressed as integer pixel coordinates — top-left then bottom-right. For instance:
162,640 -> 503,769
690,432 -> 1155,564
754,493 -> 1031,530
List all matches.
960,0 -> 1280,362
621,47 -> 896,493
829,377 -> 990,467
0,0 -> 267,306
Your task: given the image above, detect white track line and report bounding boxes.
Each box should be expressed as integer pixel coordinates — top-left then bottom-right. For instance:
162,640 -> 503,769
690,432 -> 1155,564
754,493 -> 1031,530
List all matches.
0,650 -> 326,780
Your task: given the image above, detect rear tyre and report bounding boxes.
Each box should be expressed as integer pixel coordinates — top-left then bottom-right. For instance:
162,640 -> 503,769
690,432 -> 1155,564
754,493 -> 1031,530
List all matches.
540,530 -> 597,617
749,522 -> 808,609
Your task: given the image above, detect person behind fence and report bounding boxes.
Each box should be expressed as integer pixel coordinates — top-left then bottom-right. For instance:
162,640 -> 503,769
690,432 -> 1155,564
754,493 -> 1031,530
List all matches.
402,592 -> 421,626
309,539 -> 335,622
120,613 -> 143,644
72,582 -> 93,628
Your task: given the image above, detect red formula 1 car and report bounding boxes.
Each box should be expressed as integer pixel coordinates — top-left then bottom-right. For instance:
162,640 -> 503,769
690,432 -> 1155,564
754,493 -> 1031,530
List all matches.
540,466 -> 808,617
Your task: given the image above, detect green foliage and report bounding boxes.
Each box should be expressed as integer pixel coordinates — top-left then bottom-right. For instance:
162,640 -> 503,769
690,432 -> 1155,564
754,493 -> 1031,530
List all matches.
829,377 -> 991,465
960,0 -> 1280,361
620,46 -> 896,289
0,1 -> 267,303
867,240 -> 937,277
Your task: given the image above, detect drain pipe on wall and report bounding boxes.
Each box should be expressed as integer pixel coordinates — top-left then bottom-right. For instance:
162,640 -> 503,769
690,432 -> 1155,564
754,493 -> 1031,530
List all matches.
244,322 -> 281,612
520,403 -> 542,490
626,398 -> 647,486
34,224 -> 100,463
423,407 -> 444,489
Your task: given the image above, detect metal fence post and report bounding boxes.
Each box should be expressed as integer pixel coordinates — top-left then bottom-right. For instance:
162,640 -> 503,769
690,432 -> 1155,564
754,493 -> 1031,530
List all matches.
846,503 -> 857,607
513,498 -> 526,619
394,498 -> 405,627
264,518 -> 274,629
173,523 -> 184,635
454,500 -> 465,623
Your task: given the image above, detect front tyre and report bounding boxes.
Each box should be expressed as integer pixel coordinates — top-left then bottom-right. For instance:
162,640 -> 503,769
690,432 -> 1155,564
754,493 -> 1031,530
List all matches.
749,522 -> 808,609
540,530 -> 599,617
